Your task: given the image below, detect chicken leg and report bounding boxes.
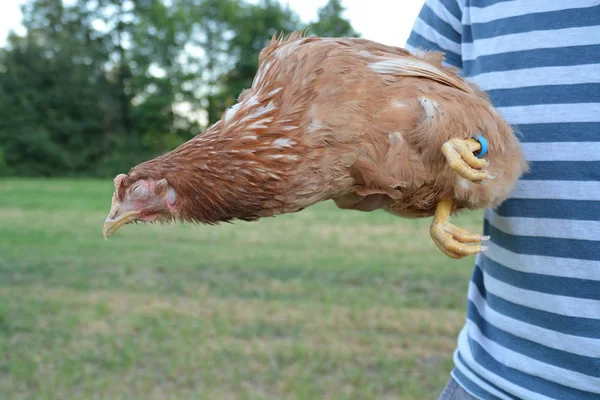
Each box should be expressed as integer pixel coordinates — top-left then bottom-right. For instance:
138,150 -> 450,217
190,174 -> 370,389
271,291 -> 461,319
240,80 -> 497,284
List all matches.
431,137 -> 492,258
430,199 -> 489,258
442,137 -> 495,183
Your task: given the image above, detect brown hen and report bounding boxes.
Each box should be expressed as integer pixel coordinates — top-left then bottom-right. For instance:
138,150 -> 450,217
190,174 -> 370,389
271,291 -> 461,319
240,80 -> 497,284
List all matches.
102,32 -> 528,259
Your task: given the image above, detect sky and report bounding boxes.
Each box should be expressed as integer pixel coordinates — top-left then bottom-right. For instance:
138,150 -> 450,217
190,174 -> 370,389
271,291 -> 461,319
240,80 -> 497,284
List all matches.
0,0 -> 425,47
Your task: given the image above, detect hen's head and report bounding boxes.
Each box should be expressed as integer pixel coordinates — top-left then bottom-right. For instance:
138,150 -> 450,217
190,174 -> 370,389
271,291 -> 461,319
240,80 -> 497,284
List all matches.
102,173 -> 177,239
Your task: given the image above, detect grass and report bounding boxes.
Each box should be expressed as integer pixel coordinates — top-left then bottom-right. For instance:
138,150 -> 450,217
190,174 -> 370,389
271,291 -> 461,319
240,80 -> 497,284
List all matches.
0,178 -> 484,400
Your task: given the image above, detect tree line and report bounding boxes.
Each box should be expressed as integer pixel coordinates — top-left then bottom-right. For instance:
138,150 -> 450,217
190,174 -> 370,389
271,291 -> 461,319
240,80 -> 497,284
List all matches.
0,0 -> 359,177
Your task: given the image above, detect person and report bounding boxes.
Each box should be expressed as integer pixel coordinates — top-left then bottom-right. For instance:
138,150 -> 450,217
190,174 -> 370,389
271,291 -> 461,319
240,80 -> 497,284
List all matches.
404,1 -> 600,399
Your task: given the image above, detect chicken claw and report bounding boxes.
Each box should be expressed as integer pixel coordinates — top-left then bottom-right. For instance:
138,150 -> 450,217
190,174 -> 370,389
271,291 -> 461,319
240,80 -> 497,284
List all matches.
430,199 -> 489,259
442,137 -> 494,183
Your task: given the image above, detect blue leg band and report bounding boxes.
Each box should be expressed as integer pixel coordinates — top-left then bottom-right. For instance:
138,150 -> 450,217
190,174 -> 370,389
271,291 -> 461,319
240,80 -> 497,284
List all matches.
472,134 -> 488,158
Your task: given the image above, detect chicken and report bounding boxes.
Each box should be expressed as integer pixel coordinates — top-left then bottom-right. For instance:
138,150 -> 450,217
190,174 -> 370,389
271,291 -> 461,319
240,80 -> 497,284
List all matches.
102,32 -> 528,259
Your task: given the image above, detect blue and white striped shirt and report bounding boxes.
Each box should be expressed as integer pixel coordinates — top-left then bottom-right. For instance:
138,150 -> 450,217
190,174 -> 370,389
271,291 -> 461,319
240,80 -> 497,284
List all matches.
406,1 -> 600,399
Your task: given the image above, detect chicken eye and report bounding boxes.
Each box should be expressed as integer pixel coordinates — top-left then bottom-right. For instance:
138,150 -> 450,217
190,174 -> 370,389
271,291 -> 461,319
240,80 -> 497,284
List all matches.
131,185 -> 145,199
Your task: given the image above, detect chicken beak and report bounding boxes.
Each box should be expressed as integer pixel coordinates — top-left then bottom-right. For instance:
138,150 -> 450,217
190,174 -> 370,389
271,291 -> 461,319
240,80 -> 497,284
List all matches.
102,194 -> 140,239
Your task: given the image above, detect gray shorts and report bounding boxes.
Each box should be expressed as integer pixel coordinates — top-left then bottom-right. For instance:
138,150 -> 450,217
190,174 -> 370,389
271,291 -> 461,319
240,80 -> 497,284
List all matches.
438,377 -> 479,400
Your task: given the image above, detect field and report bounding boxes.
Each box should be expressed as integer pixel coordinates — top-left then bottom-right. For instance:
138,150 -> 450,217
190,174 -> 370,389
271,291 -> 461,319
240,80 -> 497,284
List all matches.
0,178 -> 483,400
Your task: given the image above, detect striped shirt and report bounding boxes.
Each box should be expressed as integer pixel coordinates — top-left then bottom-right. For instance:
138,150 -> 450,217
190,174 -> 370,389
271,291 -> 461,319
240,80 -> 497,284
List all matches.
406,1 -> 600,399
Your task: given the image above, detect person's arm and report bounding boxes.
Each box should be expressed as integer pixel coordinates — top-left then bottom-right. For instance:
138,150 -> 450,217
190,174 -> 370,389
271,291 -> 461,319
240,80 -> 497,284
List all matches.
405,0 -> 464,70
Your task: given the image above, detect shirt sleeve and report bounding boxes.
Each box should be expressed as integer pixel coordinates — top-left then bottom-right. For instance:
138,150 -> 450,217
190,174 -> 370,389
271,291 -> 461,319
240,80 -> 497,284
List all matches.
405,0 -> 464,70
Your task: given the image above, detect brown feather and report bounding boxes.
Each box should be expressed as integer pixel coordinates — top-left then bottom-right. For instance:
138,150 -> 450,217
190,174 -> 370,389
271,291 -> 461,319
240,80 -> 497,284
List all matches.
114,32 -> 529,226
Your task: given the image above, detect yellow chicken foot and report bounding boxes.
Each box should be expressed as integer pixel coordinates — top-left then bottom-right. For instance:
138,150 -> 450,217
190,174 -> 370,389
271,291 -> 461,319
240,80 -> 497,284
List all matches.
442,138 -> 496,183
430,199 -> 489,259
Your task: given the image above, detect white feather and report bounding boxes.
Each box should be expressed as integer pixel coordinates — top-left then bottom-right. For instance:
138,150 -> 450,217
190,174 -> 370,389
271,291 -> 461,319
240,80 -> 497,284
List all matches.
273,138 -> 294,148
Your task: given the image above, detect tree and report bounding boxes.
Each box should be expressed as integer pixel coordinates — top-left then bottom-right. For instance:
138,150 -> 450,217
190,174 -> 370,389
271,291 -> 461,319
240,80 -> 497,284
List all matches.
211,0 -> 360,126
0,0 -> 195,176
307,0 -> 359,38
0,0 -> 360,177
0,0 -> 117,176
208,0 -> 303,124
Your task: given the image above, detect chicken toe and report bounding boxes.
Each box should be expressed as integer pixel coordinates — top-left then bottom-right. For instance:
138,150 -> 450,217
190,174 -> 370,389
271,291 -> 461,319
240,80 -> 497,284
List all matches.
442,138 -> 494,183
430,199 -> 489,259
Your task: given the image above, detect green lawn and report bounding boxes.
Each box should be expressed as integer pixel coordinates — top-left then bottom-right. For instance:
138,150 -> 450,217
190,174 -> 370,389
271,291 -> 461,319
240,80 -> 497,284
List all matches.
0,178 -> 484,400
